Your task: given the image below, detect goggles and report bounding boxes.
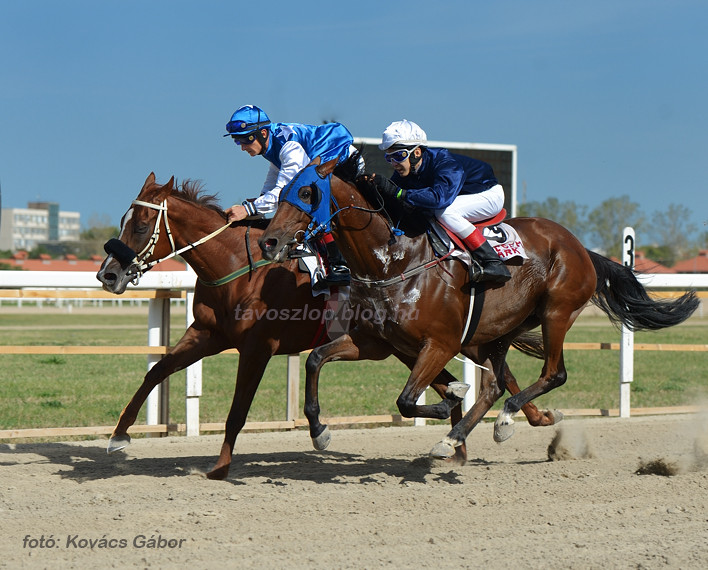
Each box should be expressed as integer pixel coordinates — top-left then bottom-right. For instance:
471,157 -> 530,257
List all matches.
224,119 -> 269,138
231,131 -> 259,145
384,146 -> 419,163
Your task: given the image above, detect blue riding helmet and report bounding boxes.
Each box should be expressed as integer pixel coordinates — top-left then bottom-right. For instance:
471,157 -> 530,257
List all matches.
224,105 -> 271,137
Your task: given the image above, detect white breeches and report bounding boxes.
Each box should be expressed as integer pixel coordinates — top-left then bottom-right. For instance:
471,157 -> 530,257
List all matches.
435,184 -> 504,238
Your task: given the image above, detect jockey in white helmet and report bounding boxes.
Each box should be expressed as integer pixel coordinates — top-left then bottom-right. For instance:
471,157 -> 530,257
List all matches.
373,119 -> 510,284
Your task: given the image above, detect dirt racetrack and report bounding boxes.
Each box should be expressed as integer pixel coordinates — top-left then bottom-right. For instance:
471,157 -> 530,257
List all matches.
2,414 -> 708,569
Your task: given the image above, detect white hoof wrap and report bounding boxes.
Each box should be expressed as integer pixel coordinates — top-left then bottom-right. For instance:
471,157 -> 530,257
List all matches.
107,434 -> 131,454
494,413 -> 515,443
446,382 -> 470,401
312,427 -> 331,451
429,437 -> 460,459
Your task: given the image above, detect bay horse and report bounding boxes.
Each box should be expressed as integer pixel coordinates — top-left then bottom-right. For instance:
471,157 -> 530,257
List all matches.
96,172 -> 555,478
258,154 -> 699,459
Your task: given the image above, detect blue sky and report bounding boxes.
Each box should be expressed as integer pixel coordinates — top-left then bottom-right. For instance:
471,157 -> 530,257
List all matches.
1,0 -> 706,245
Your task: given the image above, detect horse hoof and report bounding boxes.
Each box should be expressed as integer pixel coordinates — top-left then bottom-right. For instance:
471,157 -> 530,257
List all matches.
107,434 -> 131,454
494,418 -> 515,443
312,427 -> 331,451
550,409 -> 564,424
206,465 -> 230,480
430,441 -> 456,460
446,381 -> 470,401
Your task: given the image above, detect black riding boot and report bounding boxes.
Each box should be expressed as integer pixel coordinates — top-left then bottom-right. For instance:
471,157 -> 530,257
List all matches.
469,240 -> 511,284
313,241 -> 350,291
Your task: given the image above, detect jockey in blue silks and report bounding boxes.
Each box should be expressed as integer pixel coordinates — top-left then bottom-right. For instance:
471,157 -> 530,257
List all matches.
371,119 -> 511,284
224,105 -> 359,289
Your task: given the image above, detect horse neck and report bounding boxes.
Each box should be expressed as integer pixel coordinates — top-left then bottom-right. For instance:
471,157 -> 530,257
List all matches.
164,197 -> 252,283
330,177 -> 430,280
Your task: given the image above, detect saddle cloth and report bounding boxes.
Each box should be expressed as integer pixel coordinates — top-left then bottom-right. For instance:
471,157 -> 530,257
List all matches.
427,216 -> 529,262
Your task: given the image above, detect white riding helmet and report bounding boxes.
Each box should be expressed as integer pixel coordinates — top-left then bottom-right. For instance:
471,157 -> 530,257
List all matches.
379,119 -> 428,150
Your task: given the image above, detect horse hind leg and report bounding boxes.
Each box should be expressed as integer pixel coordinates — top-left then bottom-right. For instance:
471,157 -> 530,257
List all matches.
504,362 -> 563,430
494,316 -> 574,442
495,306 -> 586,440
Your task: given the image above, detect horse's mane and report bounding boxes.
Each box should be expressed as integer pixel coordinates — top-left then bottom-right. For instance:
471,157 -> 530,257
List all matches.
162,179 -> 271,229
172,179 -> 227,219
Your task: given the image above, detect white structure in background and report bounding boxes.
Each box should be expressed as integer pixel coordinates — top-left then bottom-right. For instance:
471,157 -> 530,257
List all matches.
0,202 -> 80,252
620,227 -> 635,417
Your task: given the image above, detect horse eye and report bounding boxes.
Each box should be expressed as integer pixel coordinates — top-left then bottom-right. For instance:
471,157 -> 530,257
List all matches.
134,224 -> 149,235
299,187 -> 312,203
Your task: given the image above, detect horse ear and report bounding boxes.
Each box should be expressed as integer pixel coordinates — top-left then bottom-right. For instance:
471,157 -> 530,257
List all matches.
141,172 -> 156,189
156,176 -> 175,199
316,157 -> 339,178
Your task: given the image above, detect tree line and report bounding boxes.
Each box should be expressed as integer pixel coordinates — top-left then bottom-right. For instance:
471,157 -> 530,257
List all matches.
518,195 -> 706,266
2,199 -> 705,268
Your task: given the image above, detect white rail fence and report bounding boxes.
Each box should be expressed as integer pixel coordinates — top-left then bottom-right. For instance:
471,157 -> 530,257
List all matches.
1,242 -> 706,440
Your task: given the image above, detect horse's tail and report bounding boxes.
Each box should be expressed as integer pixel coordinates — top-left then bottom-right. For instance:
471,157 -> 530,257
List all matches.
587,249 -> 699,331
511,331 -> 545,360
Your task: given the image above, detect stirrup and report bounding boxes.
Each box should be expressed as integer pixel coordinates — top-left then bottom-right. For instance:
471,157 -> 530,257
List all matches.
471,261 -> 511,284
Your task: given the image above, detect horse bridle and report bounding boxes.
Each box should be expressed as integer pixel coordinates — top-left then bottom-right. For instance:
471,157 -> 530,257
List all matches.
278,165 -> 460,288
278,164 -> 392,243
105,198 -> 232,284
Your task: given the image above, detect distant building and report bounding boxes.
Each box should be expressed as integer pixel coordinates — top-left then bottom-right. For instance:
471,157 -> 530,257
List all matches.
672,250 -> 708,273
633,250 -> 673,274
0,202 -> 80,252
0,251 -> 186,272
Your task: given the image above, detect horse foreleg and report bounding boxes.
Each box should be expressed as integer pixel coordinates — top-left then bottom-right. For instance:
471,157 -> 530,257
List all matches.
207,345 -> 274,480
107,326 -> 225,454
305,330 -> 392,450
394,352 -> 468,463
430,350 -> 507,459
394,342 -> 459,420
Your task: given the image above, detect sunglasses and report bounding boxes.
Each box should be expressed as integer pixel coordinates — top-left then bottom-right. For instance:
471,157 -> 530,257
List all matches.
384,146 -> 419,163
231,131 -> 258,145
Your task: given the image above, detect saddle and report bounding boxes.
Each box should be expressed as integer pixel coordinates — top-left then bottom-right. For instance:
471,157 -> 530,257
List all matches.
426,209 -> 509,257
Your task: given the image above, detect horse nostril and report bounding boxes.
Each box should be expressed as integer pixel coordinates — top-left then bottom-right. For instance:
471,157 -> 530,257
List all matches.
101,272 -> 117,285
264,238 -> 278,251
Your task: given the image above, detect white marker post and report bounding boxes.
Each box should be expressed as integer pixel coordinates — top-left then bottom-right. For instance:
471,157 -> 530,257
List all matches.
462,358 -> 479,413
146,295 -> 171,433
185,290 -> 202,436
619,227 -> 635,418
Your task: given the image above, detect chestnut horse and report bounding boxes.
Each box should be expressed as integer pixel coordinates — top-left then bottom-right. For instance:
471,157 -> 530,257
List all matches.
258,154 -> 699,459
96,172 -> 553,477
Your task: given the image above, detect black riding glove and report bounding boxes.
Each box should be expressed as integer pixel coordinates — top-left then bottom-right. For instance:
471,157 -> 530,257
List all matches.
373,175 -> 407,201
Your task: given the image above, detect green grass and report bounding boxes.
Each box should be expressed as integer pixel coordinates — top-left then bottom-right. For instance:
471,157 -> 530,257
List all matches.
0,308 -> 706,434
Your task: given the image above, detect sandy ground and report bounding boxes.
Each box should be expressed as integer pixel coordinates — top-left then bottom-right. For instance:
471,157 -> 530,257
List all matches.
2,414 -> 708,569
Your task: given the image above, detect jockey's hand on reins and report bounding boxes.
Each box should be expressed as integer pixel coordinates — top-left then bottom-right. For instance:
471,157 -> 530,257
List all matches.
371,174 -> 406,201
